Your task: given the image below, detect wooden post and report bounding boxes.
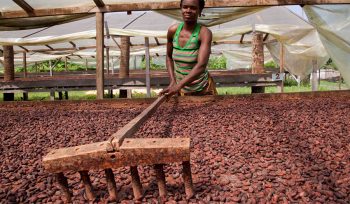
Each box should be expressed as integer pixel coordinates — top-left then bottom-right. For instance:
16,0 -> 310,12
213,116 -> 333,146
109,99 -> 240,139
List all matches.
3,45 -> 15,101
96,12 -> 105,100
119,36 -> 131,98
311,59 -> 318,91
145,37 -> 151,98
106,47 -> 110,75
120,36 -> 130,78
252,32 -> 265,74
277,42 -> 284,93
23,52 -> 27,78
251,32 -> 265,93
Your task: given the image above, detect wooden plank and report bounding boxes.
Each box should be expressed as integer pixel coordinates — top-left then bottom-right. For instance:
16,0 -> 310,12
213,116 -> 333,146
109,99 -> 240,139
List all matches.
1,0 -> 348,19
43,138 -> 190,173
107,95 -> 166,151
96,12 -> 105,100
12,0 -> 34,16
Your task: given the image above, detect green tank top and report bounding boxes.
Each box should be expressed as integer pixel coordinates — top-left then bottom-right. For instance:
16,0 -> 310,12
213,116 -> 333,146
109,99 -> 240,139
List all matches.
172,22 -> 209,93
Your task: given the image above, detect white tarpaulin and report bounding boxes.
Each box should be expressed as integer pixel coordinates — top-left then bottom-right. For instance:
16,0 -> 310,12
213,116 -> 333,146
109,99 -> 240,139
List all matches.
1,5 -> 347,82
157,7 -> 267,27
304,5 -> 350,86
222,45 -> 273,70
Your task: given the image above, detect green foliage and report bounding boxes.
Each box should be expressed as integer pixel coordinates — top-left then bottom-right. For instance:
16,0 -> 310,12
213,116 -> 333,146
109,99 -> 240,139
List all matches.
322,58 -> 337,70
208,56 -> 226,70
141,57 -> 165,70
283,76 -> 299,87
14,60 -> 90,73
264,60 -> 278,68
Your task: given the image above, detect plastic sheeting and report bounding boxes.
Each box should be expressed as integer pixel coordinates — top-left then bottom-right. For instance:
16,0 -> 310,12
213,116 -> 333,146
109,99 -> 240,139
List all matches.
0,14 -> 94,31
157,7 -> 267,27
0,26 -> 252,46
222,45 -> 273,70
257,24 -> 329,78
304,5 -> 350,86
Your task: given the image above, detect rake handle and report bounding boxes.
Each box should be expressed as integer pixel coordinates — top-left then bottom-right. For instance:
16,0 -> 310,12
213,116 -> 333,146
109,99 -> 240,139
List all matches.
107,95 -> 167,152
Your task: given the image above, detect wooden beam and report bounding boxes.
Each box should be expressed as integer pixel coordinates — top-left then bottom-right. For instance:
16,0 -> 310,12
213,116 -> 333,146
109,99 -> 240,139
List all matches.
240,34 -> 245,44
263,33 -> 269,41
96,12 -> 105,100
43,138 -> 190,173
111,36 -> 121,50
69,41 -> 77,49
45,44 -> 54,50
93,0 -> 105,7
154,37 -> 160,46
19,46 -> 29,52
12,0 -> 34,16
2,0 -> 348,19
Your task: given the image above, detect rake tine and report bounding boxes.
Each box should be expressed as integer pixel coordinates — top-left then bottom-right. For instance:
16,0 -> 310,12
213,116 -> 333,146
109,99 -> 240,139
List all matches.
55,172 -> 72,203
130,166 -> 143,200
154,164 -> 167,198
182,161 -> 194,199
104,168 -> 118,202
79,171 -> 96,201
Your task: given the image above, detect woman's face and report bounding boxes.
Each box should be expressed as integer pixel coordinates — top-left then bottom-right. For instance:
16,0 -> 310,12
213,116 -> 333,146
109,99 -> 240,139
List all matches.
181,0 -> 200,23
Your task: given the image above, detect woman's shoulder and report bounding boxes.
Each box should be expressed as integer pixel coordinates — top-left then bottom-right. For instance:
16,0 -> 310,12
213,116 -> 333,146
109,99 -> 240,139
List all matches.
199,25 -> 212,35
167,23 -> 180,35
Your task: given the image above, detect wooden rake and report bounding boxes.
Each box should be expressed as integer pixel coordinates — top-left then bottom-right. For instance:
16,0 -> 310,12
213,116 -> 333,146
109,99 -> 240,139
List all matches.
42,95 -> 194,202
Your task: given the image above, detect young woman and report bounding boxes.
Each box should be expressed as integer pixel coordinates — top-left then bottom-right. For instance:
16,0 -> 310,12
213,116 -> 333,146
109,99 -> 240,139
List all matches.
159,0 -> 217,96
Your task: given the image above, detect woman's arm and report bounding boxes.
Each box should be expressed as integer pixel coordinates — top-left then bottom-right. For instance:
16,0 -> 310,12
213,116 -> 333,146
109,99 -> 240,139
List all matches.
159,24 -> 178,95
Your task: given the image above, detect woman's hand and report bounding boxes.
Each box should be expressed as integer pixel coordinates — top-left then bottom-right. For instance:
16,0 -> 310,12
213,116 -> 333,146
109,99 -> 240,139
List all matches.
159,82 -> 181,96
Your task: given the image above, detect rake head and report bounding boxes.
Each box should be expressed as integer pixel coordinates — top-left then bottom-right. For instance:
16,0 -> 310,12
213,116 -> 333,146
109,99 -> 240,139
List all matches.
42,138 -> 194,203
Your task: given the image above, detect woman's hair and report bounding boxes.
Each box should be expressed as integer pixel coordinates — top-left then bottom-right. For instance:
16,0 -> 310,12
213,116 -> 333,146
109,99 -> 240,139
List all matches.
180,0 -> 205,11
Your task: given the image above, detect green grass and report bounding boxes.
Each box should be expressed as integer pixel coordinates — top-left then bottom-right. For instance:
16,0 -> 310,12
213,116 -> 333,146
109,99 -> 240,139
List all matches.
0,81 -> 348,101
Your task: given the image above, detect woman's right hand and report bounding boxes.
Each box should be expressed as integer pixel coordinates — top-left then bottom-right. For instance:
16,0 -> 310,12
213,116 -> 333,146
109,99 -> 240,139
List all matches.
159,82 -> 177,96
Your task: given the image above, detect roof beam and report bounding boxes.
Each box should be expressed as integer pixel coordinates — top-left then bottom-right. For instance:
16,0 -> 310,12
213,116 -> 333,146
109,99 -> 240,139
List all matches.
19,46 -> 29,52
263,33 -> 269,41
93,0 -> 105,8
240,34 -> 245,44
154,37 -> 160,46
12,0 -> 34,16
69,41 -> 77,49
1,0 -> 348,19
45,45 -> 54,50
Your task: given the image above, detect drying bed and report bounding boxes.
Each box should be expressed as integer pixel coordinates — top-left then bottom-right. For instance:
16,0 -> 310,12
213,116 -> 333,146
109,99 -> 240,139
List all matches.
0,91 -> 349,203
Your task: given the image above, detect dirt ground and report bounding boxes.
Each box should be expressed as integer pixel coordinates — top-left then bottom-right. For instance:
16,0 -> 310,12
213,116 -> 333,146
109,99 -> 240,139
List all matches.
1,91 -> 349,203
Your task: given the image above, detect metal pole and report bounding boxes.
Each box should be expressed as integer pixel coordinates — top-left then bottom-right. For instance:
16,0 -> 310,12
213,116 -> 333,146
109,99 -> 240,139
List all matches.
23,52 -> 27,78
145,37 -> 151,98
49,60 -> 53,76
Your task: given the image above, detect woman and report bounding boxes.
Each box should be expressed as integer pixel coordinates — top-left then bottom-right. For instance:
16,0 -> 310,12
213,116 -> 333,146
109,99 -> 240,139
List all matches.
159,0 -> 217,96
